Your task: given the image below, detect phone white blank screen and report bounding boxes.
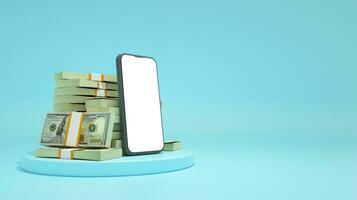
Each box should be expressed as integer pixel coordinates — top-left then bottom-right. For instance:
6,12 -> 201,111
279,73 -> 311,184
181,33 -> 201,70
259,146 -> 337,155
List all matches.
121,55 -> 164,153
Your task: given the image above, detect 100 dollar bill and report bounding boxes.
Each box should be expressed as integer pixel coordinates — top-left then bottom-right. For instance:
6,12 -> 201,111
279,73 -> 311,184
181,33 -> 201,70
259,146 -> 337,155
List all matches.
36,147 -> 122,161
85,99 -> 119,108
86,106 -> 119,115
40,112 -> 115,148
55,87 -> 118,97
55,71 -> 117,83
56,79 -> 118,90
164,141 -> 181,151
53,103 -> 86,112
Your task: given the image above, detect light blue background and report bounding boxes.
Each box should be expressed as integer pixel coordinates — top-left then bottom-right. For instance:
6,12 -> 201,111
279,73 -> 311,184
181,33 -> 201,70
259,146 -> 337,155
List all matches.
0,0 -> 356,199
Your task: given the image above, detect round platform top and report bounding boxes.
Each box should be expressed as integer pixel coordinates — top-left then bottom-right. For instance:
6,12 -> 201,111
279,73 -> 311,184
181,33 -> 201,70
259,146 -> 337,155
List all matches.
21,150 -> 194,177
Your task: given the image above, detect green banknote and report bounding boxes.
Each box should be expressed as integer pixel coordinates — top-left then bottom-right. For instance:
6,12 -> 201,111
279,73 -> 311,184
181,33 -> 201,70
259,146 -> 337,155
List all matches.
40,112 -> 115,148
36,147 -> 123,161
55,71 -> 117,83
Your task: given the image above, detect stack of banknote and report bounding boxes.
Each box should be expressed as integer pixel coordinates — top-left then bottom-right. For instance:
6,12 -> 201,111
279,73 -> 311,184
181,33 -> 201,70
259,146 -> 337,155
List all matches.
163,140 -> 181,151
85,98 -> 121,148
53,71 -> 118,112
36,71 -> 181,161
36,71 -> 122,161
37,110 -> 123,161
36,147 -> 123,161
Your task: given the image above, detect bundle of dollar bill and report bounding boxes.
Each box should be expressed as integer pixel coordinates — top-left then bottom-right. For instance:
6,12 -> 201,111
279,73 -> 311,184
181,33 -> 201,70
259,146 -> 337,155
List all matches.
85,99 -> 122,149
38,110 -> 123,161
53,71 -> 119,112
40,111 -> 117,148
36,147 -> 123,161
164,141 -> 181,151
55,71 -> 117,83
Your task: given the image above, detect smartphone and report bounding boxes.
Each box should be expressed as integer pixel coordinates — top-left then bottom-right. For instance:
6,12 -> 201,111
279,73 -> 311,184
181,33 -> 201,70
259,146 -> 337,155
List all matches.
116,53 -> 164,155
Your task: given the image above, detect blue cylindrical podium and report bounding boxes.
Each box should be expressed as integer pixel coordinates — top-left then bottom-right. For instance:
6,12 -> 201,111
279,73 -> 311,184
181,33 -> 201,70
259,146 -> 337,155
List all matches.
21,150 -> 194,177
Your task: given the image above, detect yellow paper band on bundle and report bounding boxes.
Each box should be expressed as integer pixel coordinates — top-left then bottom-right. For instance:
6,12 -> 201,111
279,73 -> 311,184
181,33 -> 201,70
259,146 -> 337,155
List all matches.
57,149 -> 75,159
76,113 -> 85,145
95,89 -> 107,97
89,73 -> 104,81
64,112 -> 84,147
97,82 -> 107,89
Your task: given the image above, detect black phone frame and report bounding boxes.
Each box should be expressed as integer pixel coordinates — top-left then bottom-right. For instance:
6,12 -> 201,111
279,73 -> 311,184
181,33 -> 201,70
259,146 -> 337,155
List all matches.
116,53 -> 164,156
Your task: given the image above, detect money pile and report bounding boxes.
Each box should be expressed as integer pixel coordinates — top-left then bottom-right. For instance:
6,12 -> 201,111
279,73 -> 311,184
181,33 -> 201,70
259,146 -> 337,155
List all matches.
35,71 -> 182,161
36,71 -> 122,161
37,110 -> 123,161
40,112 -> 115,148
53,71 -> 118,112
